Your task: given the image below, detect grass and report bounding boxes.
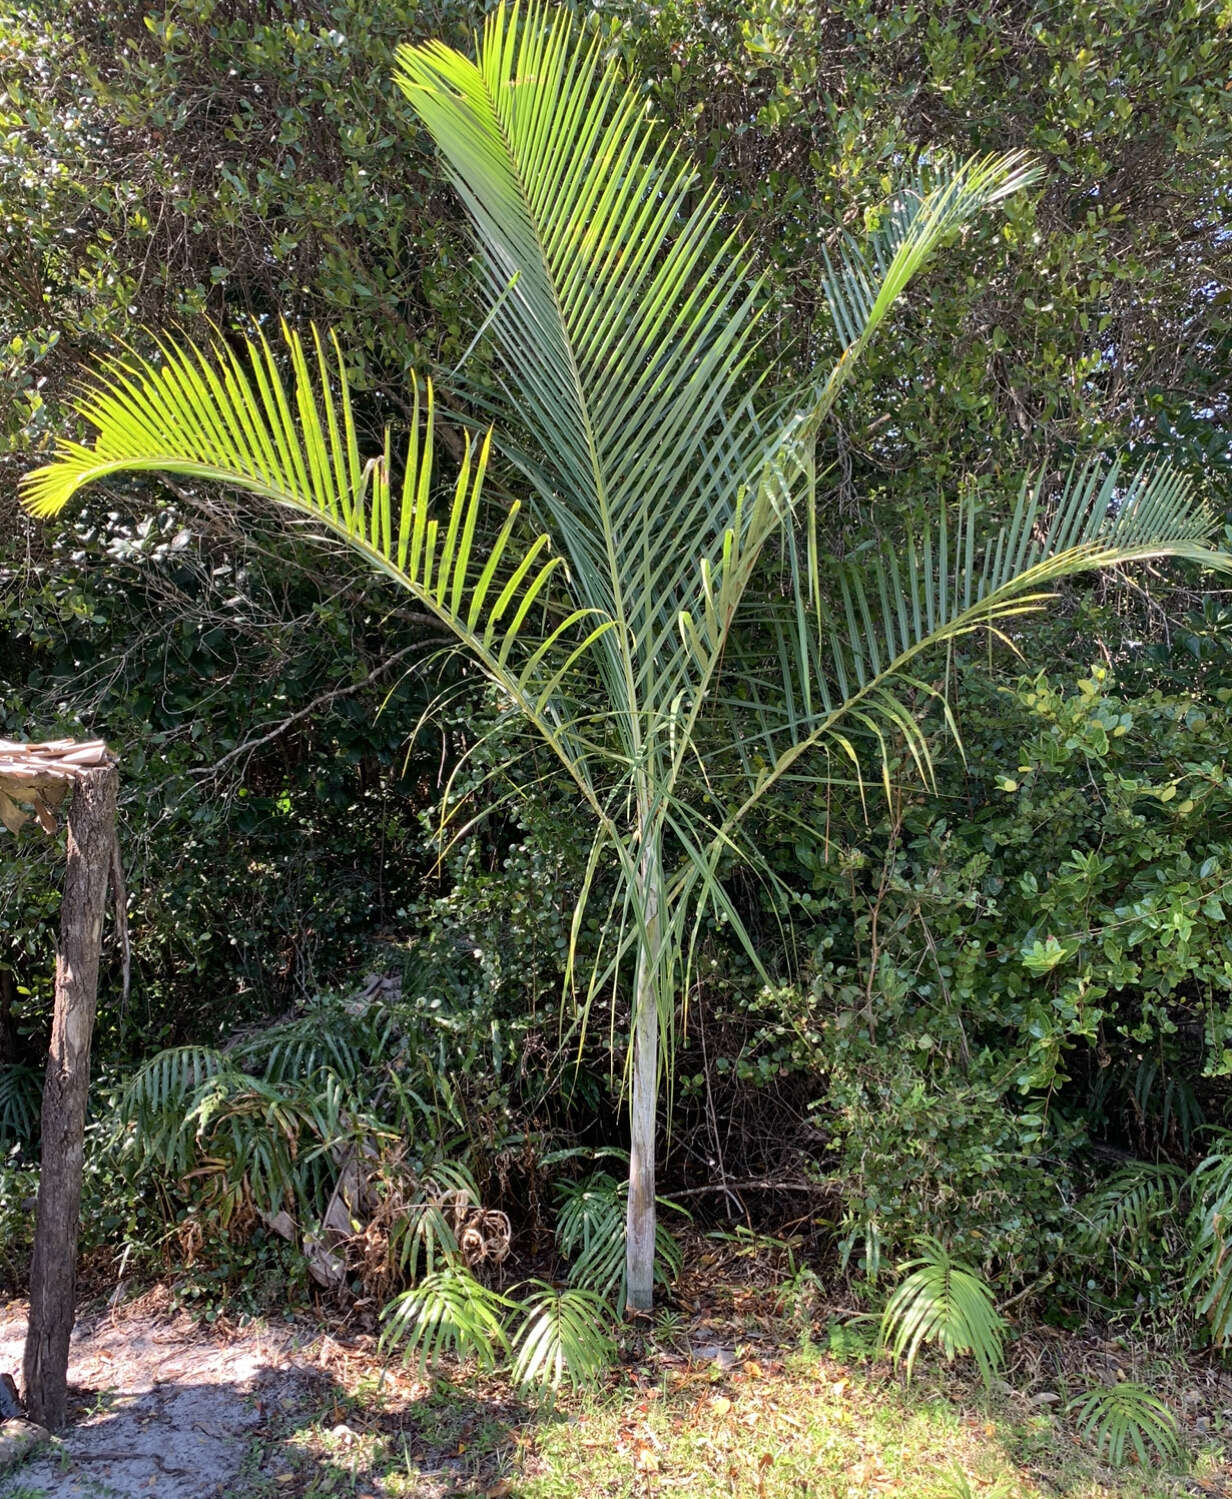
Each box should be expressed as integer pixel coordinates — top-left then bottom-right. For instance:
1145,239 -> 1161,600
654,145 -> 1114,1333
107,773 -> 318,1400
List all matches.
9,1258 -> 1227,1498
217,1292 -> 1232,1499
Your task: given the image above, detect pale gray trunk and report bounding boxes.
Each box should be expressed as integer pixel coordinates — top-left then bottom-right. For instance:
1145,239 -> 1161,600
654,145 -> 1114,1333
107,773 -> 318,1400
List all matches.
625,813 -> 661,1313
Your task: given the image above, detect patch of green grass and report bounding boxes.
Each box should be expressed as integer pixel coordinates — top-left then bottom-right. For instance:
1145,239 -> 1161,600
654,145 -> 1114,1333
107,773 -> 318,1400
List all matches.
220,1328 -> 1222,1499
510,1345 -> 1196,1498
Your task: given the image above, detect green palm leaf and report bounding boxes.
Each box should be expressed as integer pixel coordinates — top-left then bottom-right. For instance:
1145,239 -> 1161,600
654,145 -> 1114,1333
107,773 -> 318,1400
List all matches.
555,1170 -> 683,1310
719,457 -> 1227,817
395,6 -> 1041,736
1076,1163 -> 1184,1259
1068,1382 -> 1181,1467
511,1282 -> 617,1390
396,4 -> 764,717
880,1237 -> 1007,1388
381,1267 -> 515,1373
20,326 -> 611,783
819,153 -> 1038,382
0,1063 -> 41,1148
1186,1132 -> 1232,1344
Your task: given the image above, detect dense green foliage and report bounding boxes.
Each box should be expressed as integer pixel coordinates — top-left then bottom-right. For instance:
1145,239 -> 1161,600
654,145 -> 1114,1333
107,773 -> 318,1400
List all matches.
4,0 -> 1232,1366
764,651 -> 1232,1283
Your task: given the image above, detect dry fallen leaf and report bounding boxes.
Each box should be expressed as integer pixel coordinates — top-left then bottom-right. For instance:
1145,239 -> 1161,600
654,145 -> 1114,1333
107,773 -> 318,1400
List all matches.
709,1395 -> 733,1418
757,1451 -> 774,1498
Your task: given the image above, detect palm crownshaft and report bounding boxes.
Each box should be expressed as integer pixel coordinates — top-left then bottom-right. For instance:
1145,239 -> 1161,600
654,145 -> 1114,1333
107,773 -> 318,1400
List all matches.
23,1 -> 1229,1313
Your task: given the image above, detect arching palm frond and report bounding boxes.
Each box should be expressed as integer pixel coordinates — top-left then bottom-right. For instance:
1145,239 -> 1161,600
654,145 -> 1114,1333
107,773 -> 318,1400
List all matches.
381,1267 -> 515,1373
555,1170 -> 683,1311
511,1282 -> 618,1391
880,1238 -> 1007,1388
1068,1382 -> 1181,1468
812,152 -> 1039,425
20,326 -> 610,800
119,1045 -> 228,1178
396,1 -> 770,726
720,457 -> 1227,816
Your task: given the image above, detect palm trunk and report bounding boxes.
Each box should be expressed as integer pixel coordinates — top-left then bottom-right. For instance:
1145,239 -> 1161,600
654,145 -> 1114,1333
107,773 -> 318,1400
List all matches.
625,807 -> 662,1313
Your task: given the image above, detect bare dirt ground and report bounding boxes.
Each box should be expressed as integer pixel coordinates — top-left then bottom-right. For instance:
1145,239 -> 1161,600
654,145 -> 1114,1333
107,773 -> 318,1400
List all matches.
0,1293 -> 322,1499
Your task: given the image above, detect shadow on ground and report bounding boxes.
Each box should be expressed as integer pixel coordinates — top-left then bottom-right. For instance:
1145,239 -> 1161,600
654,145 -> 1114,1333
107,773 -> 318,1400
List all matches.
0,1300 -> 526,1498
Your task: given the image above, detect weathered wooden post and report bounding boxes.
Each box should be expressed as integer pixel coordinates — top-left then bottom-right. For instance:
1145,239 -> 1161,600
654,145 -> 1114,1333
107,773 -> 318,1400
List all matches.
0,741 -> 119,1431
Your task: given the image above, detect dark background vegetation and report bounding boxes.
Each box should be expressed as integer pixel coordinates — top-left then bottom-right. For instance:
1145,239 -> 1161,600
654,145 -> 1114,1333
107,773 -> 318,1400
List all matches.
3,0 -> 1232,1329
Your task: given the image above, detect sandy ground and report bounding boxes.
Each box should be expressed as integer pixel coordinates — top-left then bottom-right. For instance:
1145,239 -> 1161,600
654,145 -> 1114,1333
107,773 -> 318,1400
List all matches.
0,1296 -> 313,1499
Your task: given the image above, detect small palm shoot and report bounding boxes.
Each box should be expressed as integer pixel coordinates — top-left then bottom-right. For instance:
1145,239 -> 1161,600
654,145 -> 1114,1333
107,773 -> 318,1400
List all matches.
932,1468 -> 1012,1499
880,1238 -> 1006,1389
381,1268 -> 515,1374
556,1171 -> 684,1312
1186,1133 -> 1232,1345
1068,1382 -> 1181,1468
511,1282 -> 617,1392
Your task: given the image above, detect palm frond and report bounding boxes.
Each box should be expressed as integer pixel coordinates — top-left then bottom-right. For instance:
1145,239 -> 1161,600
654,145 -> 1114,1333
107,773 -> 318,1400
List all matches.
182,1071 -> 338,1223
19,326 -> 610,795
815,153 -> 1039,422
880,1237 -> 1007,1388
231,1004 -> 401,1087
724,457 -> 1228,811
556,1171 -> 627,1302
396,1 -> 765,717
1068,1382 -> 1181,1467
392,1199 -> 462,1282
1075,1163 -> 1184,1257
556,1170 -> 683,1310
511,1282 -> 617,1390
381,1267 -> 514,1373
1186,1133 -> 1232,1344
389,1161 -> 484,1281
119,1045 -> 228,1177
0,1063 -> 41,1149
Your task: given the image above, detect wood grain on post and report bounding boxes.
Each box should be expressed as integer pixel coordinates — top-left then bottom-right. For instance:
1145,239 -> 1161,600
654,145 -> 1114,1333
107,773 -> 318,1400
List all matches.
22,764 -> 118,1430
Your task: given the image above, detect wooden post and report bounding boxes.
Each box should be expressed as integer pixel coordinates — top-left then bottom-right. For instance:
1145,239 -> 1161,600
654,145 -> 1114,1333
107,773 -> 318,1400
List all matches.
22,764 -> 117,1430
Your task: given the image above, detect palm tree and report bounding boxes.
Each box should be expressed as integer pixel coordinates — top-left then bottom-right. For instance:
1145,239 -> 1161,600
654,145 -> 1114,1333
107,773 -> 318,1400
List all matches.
23,2 -> 1228,1313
